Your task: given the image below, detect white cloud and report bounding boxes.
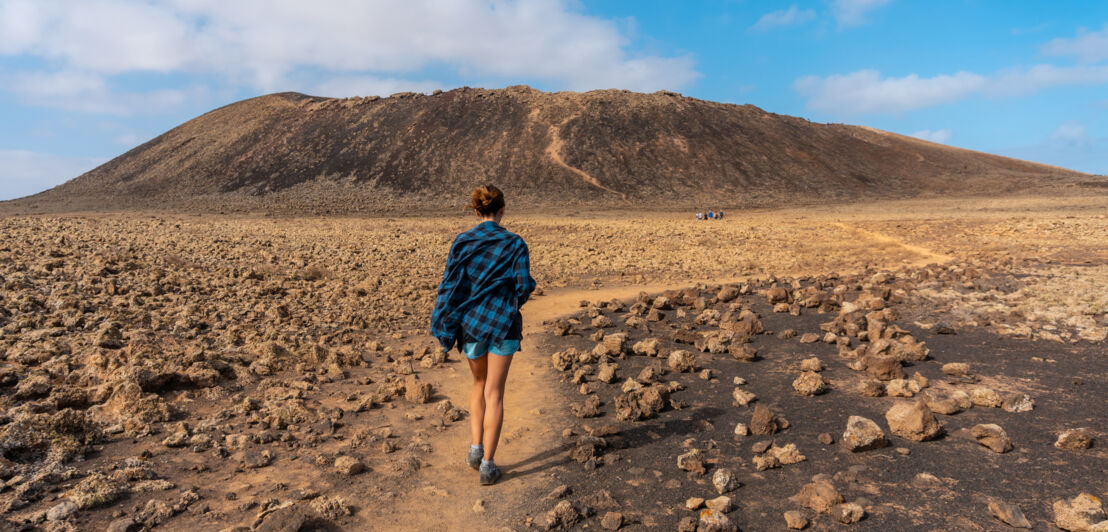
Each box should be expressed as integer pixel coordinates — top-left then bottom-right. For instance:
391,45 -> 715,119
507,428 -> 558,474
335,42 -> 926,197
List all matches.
750,5 -> 816,32
1000,122 -> 1105,175
1041,24 -> 1108,63
992,64 -> 1108,95
0,149 -> 107,201
829,0 -> 893,27
113,133 -> 146,147
796,65 -> 1108,114
1051,122 -> 1089,144
0,0 -> 699,111
303,76 -> 443,99
3,69 -> 206,114
910,129 -> 952,144
795,69 -> 986,113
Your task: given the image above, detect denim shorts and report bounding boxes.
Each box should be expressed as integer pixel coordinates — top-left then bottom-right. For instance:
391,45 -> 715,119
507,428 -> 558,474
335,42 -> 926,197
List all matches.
463,339 -> 521,360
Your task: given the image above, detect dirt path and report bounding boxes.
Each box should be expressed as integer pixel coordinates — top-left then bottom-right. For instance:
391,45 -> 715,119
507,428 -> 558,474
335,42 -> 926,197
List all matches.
545,119 -> 627,199
831,222 -> 953,265
381,278 -> 740,530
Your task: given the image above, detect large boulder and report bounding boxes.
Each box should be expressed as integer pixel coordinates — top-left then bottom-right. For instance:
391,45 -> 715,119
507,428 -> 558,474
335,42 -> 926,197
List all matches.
1055,429 -> 1094,450
614,385 -> 668,421
792,371 -> 826,396
1053,493 -> 1107,532
842,416 -> 887,452
631,338 -> 659,357
862,355 -> 904,381
967,424 -> 1013,453
749,404 -> 779,435
667,350 -> 696,373
791,479 -> 842,514
885,400 -> 943,441
594,333 -> 628,358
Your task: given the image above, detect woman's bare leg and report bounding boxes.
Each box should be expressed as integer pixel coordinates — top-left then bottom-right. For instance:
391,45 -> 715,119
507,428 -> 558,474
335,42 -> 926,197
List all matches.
468,356 -> 488,446
482,353 -> 513,460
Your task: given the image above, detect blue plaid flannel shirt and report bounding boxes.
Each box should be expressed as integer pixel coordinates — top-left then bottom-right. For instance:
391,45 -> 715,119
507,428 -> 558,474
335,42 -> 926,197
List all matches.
431,221 -> 536,352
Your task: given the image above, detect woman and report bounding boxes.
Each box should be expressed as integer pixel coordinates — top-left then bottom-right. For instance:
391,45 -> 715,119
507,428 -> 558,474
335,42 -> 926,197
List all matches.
430,185 -> 536,485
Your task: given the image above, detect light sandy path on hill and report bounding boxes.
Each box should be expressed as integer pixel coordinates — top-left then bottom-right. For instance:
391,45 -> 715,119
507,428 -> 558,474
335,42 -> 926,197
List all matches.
831,222 -> 953,266
380,278 -> 740,531
544,118 -> 628,199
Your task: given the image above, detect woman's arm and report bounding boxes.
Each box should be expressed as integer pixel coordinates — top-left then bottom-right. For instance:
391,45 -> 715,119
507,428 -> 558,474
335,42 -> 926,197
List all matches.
513,241 -> 536,306
431,238 -> 462,350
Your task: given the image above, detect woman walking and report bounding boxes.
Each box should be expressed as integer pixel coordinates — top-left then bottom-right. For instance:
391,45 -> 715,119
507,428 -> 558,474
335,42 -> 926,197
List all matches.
431,185 -> 536,485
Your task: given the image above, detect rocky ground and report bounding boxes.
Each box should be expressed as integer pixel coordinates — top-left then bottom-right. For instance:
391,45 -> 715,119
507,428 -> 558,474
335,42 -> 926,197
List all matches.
530,273 -> 1106,530
0,195 -> 1103,531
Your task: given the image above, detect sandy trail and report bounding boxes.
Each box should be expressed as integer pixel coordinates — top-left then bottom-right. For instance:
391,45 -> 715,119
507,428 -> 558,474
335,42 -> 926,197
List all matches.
831,222 -> 953,265
383,278 -> 739,531
545,119 -> 627,199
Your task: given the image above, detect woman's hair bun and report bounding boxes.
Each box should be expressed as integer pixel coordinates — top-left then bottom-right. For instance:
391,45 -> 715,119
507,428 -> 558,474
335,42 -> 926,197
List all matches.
470,185 -> 505,215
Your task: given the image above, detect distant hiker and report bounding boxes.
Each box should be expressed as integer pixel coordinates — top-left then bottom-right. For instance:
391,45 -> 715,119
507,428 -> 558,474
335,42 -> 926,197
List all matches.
431,185 -> 536,486
696,212 -> 703,221
707,211 -> 714,220
718,210 -> 724,220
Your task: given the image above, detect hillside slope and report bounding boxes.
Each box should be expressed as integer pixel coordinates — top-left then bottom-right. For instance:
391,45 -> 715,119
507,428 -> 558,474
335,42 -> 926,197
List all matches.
4,85 -> 1093,213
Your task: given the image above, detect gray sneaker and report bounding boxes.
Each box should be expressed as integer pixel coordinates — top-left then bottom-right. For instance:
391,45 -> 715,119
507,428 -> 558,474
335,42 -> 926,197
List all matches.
479,463 -> 502,485
466,447 -> 483,470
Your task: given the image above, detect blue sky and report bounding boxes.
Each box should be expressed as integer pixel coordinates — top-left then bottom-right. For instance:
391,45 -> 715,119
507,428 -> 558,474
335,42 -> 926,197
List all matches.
1,0 -> 1106,200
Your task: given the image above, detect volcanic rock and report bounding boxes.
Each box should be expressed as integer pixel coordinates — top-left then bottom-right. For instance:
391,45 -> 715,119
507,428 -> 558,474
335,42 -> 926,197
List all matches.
333,455 -> 365,475
792,371 -> 826,396
732,388 -> 757,406
885,378 -> 919,397
403,375 -> 433,403
632,338 -> 659,357
862,355 -> 904,381
596,362 -> 618,384
1055,429 -> 1094,450
595,333 -> 628,357
706,496 -> 734,513
791,479 -> 843,513
989,501 -> 1032,529
676,448 -> 705,474
1002,393 -> 1034,412
856,379 -> 886,397
601,511 -> 623,530
66,472 -> 126,509
842,416 -> 887,452
970,387 -> 1003,408
698,509 -> 737,532
544,500 -> 580,530
667,350 -> 697,373
46,500 -> 79,521
717,285 -> 740,302
614,385 -> 668,421
573,395 -> 603,418
749,405 -> 779,435
767,443 -> 806,465
729,343 -> 758,362
799,357 -> 823,372
941,362 -> 971,376
833,502 -> 865,524
784,510 -> 809,529
712,468 -> 739,494
967,424 -> 1013,453
885,401 -> 944,441
1053,493 -> 1107,531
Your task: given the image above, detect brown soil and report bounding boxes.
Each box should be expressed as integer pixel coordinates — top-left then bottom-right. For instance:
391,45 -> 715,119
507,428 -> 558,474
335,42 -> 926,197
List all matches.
0,195 -> 1104,531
